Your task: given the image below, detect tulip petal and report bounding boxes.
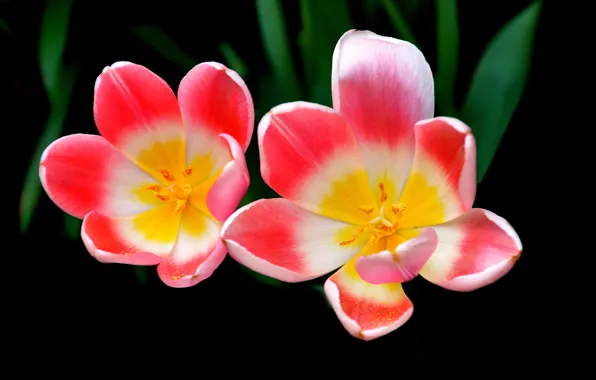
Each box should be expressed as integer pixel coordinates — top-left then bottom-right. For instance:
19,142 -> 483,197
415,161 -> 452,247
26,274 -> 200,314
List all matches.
205,134 -> 250,223
94,62 -> 186,182
178,62 -> 254,151
221,198 -> 367,282
355,228 -> 438,284
258,102 -> 377,226
157,205 -> 224,288
398,117 -> 476,228
325,257 -> 413,340
332,30 -> 434,204
81,203 -> 182,264
40,134 -> 158,219
419,208 -> 522,292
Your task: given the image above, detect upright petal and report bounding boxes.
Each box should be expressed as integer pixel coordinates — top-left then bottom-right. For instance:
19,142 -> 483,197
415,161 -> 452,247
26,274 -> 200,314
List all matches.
81,204 -> 182,265
355,228 -> 438,284
398,117 -> 476,228
258,102 -> 377,226
221,198 -> 367,282
325,256 -> 413,340
419,209 -> 522,292
178,62 -> 254,151
40,134 -> 157,219
157,205 -> 225,288
332,30 -> 434,204
94,62 -> 185,181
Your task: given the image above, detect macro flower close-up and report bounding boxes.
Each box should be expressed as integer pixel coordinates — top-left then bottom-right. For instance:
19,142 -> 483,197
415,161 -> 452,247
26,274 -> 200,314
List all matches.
221,30 -> 522,340
39,61 -> 253,288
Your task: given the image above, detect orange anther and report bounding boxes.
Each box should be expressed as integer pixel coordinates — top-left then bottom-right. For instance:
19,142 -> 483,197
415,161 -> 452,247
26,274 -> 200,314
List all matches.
339,227 -> 364,246
156,194 -> 169,202
142,184 -> 161,193
359,205 -> 374,214
160,169 -> 175,182
379,183 -> 388,203
392,203 -> 407,214
184,165 -> 193,177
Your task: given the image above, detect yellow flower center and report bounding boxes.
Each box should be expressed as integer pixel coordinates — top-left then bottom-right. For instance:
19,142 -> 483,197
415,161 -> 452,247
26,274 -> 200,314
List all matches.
142,165 -> 194,213
340,182 -> 407,246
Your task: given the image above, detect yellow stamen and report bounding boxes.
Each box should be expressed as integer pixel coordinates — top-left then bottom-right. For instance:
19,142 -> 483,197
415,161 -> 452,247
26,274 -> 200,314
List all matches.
174,199 -> 187,213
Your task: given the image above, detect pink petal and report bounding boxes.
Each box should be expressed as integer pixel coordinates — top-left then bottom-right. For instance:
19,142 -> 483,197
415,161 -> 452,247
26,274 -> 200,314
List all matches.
355,228 -> 438,284
332,30 -> 434,203
258,101 -> 376,226
178,62 -> 254,152
221,198 -> 363,282
419,209 -> 522,292
206,134 -> 250,223
325,261 -> 413,340
81,210 -> 174,265
398,117 -> 476,229
93,62 -> 185,179
39,134 -> 156,219
157,205 -> 225,288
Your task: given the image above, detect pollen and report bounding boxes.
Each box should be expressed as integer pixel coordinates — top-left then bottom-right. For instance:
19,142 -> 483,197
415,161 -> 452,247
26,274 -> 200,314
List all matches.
184,165 -> 193,177
379,183 -> 388,203
160,169 -> 175,182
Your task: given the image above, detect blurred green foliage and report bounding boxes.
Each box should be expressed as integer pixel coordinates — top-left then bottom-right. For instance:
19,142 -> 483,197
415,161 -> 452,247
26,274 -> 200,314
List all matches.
21,0 -> 541,288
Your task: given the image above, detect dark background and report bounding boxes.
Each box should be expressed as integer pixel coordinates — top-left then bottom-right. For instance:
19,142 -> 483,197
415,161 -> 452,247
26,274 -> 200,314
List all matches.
5,0 -> 574,368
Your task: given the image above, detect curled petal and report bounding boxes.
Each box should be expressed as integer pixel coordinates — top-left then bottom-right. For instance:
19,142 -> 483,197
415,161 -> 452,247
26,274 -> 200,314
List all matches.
178,62 -> 254,151
81,208 -> 180,265
94,62 -> 185,180
419,209 -> 522,292
40,134 -> 156,219
157,205 -> 224,288
258,101 -> 376,226
332,30 -> 434,203
205,134 -> 250,223
221,198 -> 364,282
355,228 -> 438,284
325,260 -> 413,340
399,117 -> 476,228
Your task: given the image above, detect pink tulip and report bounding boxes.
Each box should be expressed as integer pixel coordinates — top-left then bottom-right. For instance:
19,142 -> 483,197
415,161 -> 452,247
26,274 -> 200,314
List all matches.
40,61 -> 253,288
221,30 -> 521,340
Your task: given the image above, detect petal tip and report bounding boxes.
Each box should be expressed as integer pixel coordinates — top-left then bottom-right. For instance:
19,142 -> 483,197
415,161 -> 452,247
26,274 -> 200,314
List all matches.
482,209 -> 522,251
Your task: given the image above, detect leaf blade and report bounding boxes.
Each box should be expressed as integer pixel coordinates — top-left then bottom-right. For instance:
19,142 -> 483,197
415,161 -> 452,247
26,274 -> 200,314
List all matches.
462,1 -> 542,183
434,0 -> 459,117
131,24 -> 197,70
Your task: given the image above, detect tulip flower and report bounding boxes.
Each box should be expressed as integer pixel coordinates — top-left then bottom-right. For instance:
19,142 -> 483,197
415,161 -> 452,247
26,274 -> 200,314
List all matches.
40,61 -> 253,288
221,30 -> 521,340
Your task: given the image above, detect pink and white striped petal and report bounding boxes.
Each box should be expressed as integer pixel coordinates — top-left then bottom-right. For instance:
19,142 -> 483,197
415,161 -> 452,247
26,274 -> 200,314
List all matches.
157,205 -> 225,288
81,207 -> 182,265
221,198 -> 366,282
325,261 -> 414,340
39,134 -> 156,219
398,117 -> 476,229
419,208 -> 522,292
178,62 -> 254,152
93,62 -> 185,181
332,30 -> 434,204
205,134 -> 250,223
258,102 -> 376,226
355,228 -> 438,284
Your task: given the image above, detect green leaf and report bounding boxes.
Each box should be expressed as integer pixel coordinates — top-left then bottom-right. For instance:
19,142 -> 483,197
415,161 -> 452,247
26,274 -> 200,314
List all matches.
0,16 -> 11,34
434,0 -> 459,117
64,214 -> 82,240
380,0 -> 418,46
297,0 -> 352,106
20,65 -> 79,233
241,267 -> 285,287
219,42 -> 248,78
38,0 -> 74,95
132,24 -> 197,70
255,0 -> 301,101
133,267 -> 149,285
462,1 -> 541,183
